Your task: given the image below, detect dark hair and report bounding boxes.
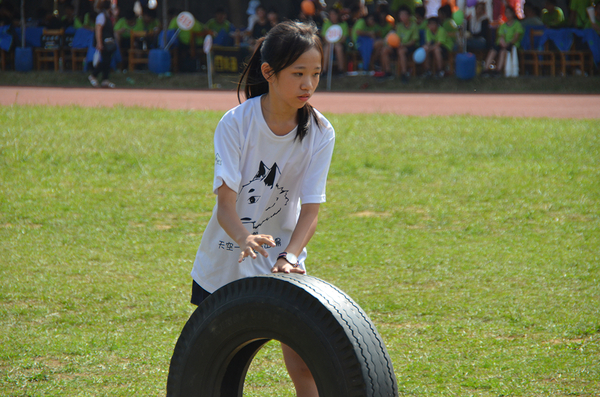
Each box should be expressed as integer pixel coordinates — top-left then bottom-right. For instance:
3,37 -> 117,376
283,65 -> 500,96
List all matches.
428,16 -> 440,25
545,0 -> 557,6
439,4 -> 452,18
99,1 -> 111,11
415,6 -> 426,18
505,6 -> 516,16
124,9 -> 135,20
398,5 -> 411,15
238,21 -> 323,142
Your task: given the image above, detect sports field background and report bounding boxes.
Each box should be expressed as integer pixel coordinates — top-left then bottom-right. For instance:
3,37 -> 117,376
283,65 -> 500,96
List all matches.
0,100 -> 598,396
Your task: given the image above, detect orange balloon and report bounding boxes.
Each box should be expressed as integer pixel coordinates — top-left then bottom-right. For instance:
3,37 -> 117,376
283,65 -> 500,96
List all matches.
301,0 -> 316,16
386,14 -> 395,26
386,32 -> 401,48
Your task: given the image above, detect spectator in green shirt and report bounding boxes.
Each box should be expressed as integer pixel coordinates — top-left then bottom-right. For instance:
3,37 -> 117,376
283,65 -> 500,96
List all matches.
569,0 -> 593,28
114,9 -> 142,49
438,5 -> 458,50
424,17 -> 452,77
206,7 -> 235,46
168,12 -> 203,46
352,14 -> 381,70
414,5 -> 427,45
484,6 -> 524,74
322,7 -> 349,74
541,0 -> 565,28
381,6 -> 420,81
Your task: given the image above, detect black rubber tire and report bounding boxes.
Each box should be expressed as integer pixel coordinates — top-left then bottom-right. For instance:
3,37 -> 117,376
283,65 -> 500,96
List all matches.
167,273 -> 398,397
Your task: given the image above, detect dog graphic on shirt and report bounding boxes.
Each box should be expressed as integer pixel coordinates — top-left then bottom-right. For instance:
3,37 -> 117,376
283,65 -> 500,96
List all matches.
238,161 -> 289,230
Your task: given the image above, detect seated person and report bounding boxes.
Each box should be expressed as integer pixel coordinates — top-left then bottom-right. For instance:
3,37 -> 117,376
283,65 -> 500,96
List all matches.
381,6 -> 419,81
61,4 -> 82,29
569,0 -> 594,28
414,5 -> 427,46
322,7 -> 349,74
541,0 -> 565,28
438,4 -> 458,50
352,13 -> 381,70
423,16 -> 453,77
466,1 -> 490,51
521,2 -> 544,27
168,10 -> 203,48
206,7 -> 235,46
592,3 -> 600,33
114,9 -> 141,49
249,5 -> 270,48
484,6 -> 524,74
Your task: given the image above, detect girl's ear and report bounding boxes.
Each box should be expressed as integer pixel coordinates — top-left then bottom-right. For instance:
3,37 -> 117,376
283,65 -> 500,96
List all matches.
261,62 -> 275,82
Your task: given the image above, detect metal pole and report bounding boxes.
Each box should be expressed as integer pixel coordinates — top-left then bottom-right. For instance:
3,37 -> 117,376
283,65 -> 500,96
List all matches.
326,42 -> 334,91
207,51 -> 213,88
162,0 -> 168,48
21,0 -> 25,48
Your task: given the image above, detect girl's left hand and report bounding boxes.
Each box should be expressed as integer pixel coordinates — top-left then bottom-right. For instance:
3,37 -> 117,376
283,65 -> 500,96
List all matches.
271,258 -> 306,274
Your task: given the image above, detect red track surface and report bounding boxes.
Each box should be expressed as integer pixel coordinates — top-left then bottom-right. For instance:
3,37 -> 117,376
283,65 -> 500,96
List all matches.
1,86 -> 599,118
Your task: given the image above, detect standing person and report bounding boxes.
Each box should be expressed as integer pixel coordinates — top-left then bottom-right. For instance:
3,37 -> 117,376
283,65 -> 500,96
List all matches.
89,1 -> 116,88
189,21 -> 335,397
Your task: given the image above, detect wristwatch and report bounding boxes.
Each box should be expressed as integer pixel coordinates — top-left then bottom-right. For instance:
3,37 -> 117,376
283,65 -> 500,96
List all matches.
278,252 -> 299,268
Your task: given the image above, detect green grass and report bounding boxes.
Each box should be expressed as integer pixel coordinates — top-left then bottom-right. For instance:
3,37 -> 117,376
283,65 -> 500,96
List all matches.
1,105 -> 598,396
2,70 -> 600,93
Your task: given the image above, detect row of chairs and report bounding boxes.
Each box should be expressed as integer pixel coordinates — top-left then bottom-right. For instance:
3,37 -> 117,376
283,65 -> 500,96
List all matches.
520,29 -> 595,76
0,28 -> 185,72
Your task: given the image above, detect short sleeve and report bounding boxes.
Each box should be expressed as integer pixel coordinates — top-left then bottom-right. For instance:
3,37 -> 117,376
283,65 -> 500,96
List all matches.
212,114 -> 243,195
96,13 -> 106,26
300,119 -> 335,204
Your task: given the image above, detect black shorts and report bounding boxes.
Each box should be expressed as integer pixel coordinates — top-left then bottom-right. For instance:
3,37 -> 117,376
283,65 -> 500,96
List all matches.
493,43 -> 514,52
191,280 -> 212,306
427,42 -> 450,59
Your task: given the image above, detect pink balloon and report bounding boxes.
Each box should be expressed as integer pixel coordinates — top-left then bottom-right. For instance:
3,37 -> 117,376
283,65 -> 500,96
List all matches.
467,0 -> 477,6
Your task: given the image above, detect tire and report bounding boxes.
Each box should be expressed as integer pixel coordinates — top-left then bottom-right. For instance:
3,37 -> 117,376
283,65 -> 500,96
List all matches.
167,273 -> 398,397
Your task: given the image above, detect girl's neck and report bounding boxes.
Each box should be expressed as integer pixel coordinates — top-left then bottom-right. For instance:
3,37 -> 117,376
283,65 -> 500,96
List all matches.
261,94 -> 298,136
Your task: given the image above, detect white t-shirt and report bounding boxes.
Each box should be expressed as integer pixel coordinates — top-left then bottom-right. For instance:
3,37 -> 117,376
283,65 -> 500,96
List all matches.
191,96 -> 336,293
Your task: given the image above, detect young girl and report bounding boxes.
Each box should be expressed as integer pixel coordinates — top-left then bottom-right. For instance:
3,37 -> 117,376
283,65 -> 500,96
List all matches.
189,21 -> 335,397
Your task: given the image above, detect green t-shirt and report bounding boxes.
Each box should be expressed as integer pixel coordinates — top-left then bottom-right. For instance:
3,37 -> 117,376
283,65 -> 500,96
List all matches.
541,7 -> 565,27
321,19 -> 349,42
441,19 -> 457,48
377,22 -> 393,37
206,19 -> 232,35
496,20 -> 524,48
168,17 -> 203,45
396,21 -> 419,46
351,18 -> 379,44
569,0 -> 593,28
426,25 -> 453,51
114,17 -> 143,39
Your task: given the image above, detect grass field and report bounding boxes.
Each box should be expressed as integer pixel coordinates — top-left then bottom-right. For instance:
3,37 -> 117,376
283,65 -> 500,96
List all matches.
1,105 -> 599,396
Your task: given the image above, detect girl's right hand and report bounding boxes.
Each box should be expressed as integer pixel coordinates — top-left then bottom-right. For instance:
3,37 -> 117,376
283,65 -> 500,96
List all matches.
239,234 -> 276,263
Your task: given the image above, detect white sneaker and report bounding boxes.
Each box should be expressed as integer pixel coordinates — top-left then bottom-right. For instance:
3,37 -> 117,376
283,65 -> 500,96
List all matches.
88,75 -> 99,87
101,80 -> 116,88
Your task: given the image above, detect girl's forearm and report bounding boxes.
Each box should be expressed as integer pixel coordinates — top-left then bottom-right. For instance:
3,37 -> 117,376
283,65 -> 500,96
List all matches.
284,203 -> 320,256
217,184 -> 250,246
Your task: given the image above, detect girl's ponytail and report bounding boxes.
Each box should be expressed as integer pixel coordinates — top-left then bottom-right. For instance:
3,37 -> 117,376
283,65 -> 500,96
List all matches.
237,38 -> 269,103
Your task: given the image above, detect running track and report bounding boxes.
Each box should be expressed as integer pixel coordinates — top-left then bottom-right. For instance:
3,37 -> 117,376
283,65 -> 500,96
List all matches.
1,86 -> 599,118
